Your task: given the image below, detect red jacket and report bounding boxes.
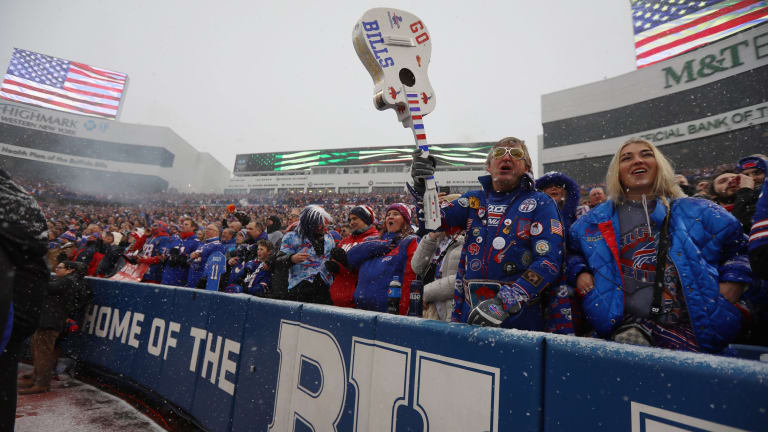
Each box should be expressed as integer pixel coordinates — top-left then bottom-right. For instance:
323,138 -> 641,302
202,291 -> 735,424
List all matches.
329,225 -> 379,307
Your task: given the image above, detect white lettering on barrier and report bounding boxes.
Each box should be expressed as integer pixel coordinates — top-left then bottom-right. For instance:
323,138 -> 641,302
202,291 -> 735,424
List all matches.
202,334 -> 223,384
148,318 -> 166,357
83,304 -> 98,334
269,320 -> 346,432
271,320 -> 500,432
127,312 -> 144,349
218,338 -> 240,396
413,352 -> 499,432
349,338 -> 410,432
82,305 -> 238,396
164,321 -> 181,360
189,326 -> 208,373
94,306 -> 111,338
108,309 -> 131,343
188,326 -> 241,395
630,401 -> 747,432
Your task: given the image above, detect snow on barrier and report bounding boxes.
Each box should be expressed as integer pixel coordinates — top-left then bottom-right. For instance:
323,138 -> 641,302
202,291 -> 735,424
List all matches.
66,278 -> 768,431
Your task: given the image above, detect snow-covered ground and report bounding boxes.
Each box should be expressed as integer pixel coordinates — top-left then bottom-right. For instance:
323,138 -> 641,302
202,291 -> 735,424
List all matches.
15,364 -> 165,432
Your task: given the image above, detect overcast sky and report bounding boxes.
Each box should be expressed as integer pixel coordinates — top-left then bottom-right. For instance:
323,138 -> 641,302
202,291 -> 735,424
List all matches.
0,0 -> 637,172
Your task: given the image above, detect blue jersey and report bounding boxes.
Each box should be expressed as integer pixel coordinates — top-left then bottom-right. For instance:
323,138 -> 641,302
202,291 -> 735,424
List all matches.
437,174 -> 564,329
204,251 -> 227,291
186,237 -> 218,288
161,233 -> 201,286
139,233 -> 174,283
242,259 -> 272,296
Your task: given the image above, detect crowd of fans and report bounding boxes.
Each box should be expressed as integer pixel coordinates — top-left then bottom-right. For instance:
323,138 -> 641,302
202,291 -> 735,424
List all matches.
1,139 -> 767,419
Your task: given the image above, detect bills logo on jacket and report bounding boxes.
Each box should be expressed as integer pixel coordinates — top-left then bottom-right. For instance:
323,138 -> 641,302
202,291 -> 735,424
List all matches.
487,204 -> 507,226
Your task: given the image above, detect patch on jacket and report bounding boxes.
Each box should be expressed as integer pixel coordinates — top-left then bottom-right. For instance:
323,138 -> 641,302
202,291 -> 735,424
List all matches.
522,270 -> 544,287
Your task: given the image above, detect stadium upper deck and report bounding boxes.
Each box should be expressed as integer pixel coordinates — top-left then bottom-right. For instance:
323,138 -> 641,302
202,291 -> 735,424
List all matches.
541,24 -> 768,185
226,143 -> 494,195
0,99 -> 230,194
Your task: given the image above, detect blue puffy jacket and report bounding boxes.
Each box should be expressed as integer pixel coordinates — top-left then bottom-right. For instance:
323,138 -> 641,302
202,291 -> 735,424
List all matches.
568,197 -> 751,352
744,158 -> 768,341
348,231 -> 419,315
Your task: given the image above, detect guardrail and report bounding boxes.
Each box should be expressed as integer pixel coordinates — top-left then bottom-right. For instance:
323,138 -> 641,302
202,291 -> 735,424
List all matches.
66,278 -> 768,431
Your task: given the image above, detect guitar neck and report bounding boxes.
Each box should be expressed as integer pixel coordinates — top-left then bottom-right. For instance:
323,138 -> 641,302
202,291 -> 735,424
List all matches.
405,91 -> 428,151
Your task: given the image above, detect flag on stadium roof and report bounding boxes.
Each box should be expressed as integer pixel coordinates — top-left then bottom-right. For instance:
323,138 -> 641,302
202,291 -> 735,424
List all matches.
631,0 -> 768,68
0,48 -> 127,119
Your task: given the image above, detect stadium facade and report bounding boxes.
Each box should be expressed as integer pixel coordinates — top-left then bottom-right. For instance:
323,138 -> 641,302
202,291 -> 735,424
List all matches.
225,143 -> 494,195
541,24 -> 768,186
0,99 -> 230,193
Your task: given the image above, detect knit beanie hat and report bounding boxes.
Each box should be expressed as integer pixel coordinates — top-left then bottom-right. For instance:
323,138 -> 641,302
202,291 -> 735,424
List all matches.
738,156 -> 766,173
385,203 -> 412,226
349,205 -> 375,226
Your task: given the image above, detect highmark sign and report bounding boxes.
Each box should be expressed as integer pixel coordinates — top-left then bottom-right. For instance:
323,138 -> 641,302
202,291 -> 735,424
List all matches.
0,142 -> 157,175
661,27 -> 768,89
0,101 -> 110,136
542,101 -> 768,164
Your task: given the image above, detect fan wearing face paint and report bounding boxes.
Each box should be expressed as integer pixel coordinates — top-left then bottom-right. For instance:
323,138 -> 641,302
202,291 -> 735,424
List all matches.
411,137 -> 565,329
568,138 -> 751,353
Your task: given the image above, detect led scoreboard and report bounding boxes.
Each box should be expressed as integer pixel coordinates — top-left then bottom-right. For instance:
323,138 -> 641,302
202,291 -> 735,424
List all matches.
234,143 -> 492,172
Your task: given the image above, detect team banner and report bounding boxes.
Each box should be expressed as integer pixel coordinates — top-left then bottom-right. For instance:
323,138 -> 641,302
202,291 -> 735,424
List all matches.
71,279 -> 768,432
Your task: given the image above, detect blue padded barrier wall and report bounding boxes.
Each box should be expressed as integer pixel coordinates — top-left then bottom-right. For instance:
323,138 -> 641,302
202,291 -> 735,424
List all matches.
543,334 -> 768,431
72,278 -> 768,432
230,298 -> 304,431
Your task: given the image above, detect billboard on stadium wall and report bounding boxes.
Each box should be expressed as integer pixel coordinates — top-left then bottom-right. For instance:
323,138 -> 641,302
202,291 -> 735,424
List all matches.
540,23 -> 768,185
234,142 -> 493,173
0,99 -> 230,193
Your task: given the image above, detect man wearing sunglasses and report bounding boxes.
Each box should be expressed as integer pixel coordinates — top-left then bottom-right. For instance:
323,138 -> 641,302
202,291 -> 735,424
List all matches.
410,137 -> 564,330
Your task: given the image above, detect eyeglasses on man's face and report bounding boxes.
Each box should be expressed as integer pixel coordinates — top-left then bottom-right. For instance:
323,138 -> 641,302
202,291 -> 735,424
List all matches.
491,147 -> 525,160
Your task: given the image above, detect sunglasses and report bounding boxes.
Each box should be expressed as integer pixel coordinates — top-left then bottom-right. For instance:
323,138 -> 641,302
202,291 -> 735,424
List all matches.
492,147 -> 525,160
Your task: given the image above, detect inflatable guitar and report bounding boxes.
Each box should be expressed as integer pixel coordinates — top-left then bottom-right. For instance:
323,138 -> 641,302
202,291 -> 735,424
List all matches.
353,8 -> 441,230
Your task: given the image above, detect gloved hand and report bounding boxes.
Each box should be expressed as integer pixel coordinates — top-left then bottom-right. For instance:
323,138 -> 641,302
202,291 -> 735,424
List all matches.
410,149 -> 436,196
233,210 -> 251,226
467,284 -> 526,327
124,254 -> 138,264
467,297 -> 509,327
324,260 -> 341,274
330,246 -> 348,267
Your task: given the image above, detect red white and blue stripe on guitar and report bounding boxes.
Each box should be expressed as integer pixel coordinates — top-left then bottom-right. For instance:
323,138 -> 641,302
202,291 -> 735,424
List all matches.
406,91 -> 427,147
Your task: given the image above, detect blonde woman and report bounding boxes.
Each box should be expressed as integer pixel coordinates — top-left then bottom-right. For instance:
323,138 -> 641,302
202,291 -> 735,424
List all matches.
568,138 -> 750,353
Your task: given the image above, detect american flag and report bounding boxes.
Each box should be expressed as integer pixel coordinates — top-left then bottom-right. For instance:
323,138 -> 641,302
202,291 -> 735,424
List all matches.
0,48 -> 127,119
631,0 -> 768,68
550,219 -> 563,237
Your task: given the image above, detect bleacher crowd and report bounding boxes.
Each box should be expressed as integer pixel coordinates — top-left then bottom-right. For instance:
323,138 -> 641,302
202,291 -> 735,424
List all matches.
2,138 -> 767,412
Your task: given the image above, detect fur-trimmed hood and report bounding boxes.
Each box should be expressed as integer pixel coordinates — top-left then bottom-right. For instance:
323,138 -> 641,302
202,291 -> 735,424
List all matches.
534,171 -> 580,229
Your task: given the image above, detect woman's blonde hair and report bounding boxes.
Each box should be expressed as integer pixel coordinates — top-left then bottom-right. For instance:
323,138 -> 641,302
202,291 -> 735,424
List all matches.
605,138 -> 685,203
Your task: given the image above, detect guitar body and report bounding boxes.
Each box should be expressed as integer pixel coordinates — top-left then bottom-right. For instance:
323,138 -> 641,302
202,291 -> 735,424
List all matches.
353,8 -> 441,230
353,8 -> 435,124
